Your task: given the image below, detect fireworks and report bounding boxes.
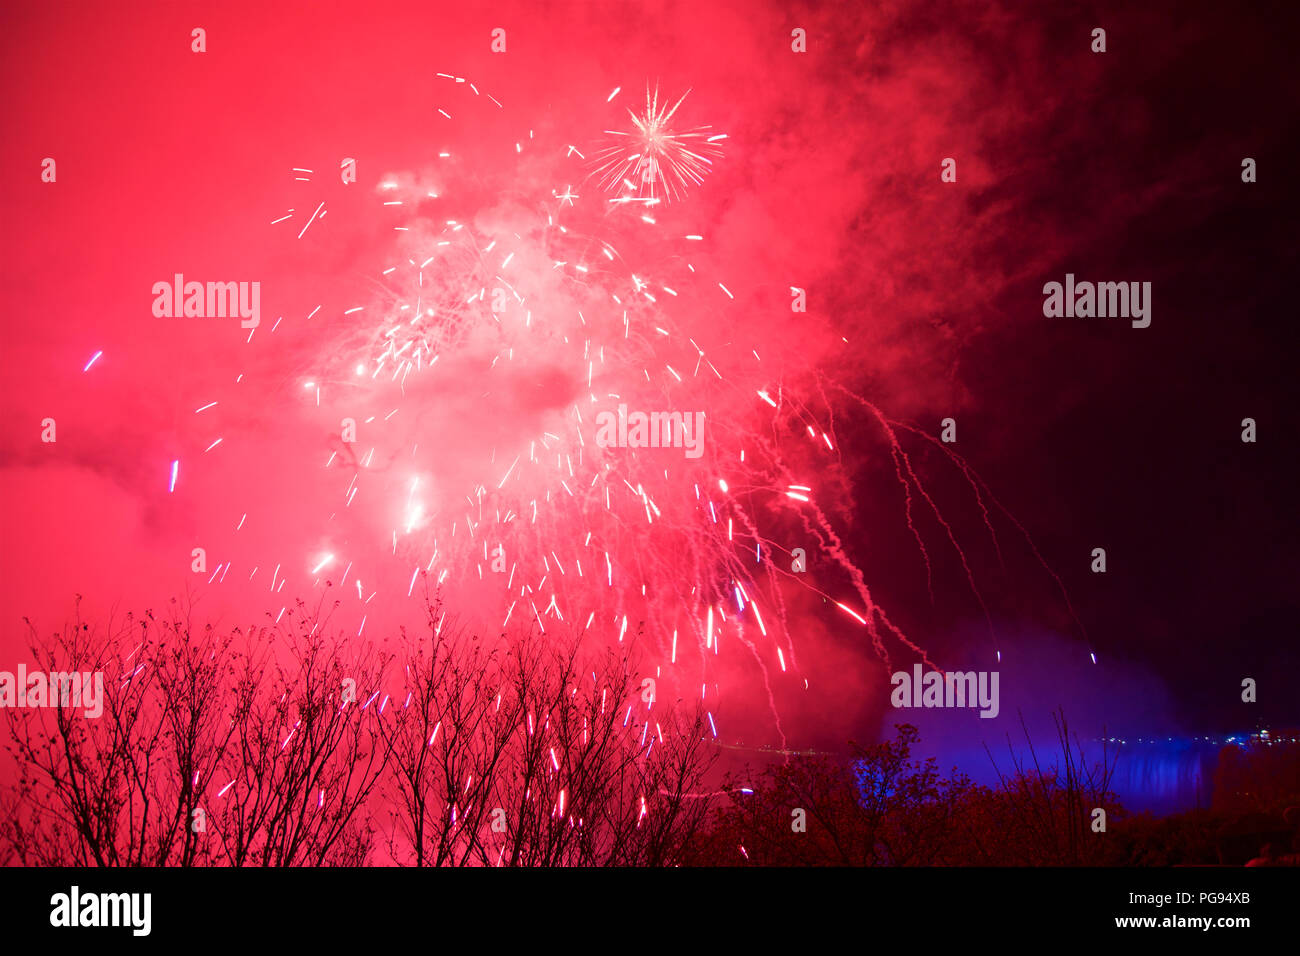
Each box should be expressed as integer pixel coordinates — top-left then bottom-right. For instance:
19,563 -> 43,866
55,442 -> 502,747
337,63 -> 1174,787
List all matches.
175,73 -> 1088,750
589,84 -> 726,203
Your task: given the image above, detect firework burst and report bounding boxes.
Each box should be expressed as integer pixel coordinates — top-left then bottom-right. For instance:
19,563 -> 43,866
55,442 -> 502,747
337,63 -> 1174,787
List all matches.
173,73 -> 1091,753
589,84 -> 726,203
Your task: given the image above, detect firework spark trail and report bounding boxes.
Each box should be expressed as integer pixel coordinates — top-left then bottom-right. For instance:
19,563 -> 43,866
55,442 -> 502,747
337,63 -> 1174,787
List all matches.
888,420 -> 1096,661
723,420 -> 950,680
884,417 -> 937,603
796,489 -> 942,675
887,419 -> 1005,566
841,390 -> 1000,658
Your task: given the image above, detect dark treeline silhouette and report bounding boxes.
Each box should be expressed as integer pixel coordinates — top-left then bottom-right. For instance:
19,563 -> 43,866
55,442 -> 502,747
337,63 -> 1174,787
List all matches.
1,593 -> 712,866
690,720 -> 1300,866
3,597 -> 1298,866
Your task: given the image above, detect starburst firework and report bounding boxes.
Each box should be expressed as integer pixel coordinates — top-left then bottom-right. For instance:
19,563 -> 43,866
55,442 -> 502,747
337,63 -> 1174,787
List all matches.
590,85 -> 726,203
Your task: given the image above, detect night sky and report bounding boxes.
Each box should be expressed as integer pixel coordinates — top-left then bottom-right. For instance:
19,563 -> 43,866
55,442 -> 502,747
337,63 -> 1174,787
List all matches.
1,0 -> 1296,764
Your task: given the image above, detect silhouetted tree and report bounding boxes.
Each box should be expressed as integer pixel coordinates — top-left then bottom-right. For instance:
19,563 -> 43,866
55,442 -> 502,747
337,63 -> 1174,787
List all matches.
376,592 -> 715,866
3,592 -> 713,867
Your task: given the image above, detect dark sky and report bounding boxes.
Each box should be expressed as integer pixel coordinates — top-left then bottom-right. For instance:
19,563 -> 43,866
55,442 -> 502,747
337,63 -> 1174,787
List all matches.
1,0 -> 1296,755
